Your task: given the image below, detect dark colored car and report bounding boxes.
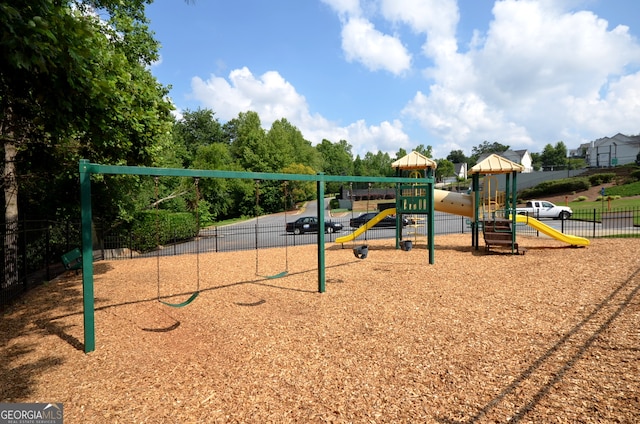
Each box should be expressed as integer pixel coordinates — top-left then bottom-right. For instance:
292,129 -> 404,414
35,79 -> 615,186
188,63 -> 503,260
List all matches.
286,217 -> 344,235
349,212 -> 413,229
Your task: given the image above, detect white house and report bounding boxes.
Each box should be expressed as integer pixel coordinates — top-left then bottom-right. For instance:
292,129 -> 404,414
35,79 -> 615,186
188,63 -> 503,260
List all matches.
583,133 -> 640,167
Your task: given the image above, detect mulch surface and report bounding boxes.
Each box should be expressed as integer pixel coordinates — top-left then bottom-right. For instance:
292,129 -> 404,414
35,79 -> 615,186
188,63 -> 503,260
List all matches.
1,234 -> 639,423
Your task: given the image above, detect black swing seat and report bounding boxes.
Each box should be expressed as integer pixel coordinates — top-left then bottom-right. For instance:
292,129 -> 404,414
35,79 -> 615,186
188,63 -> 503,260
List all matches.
353,245 -> 368,259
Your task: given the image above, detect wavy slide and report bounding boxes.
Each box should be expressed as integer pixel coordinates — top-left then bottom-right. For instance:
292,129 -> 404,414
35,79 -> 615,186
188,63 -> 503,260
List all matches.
515,214 -> 590,246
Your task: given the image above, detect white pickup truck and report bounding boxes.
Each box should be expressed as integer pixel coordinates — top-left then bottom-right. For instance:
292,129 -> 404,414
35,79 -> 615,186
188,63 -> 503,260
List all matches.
516,200 -> 572,220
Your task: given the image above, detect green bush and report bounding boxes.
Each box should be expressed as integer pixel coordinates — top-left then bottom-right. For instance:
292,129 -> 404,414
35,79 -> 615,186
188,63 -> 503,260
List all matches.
588,173 -> 616,185
574,195 -> 588,202
630,169 -> 640,181
519,177 -> 590,199
132,210 -> 198,252
329,198 -> 340,209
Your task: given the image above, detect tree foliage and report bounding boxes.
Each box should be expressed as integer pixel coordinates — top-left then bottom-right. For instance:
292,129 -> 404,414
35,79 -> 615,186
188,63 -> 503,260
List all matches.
471,141 -> 510,158
1,0 -> 173,223
540,141 -> 568,170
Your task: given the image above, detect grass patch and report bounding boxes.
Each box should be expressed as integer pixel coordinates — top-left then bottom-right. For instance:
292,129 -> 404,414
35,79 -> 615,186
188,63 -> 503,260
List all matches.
570,197 -> 640,211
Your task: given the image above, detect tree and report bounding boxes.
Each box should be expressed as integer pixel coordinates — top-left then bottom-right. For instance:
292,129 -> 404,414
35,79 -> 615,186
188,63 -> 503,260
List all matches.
265,118 -> 320,172
394,148 -> 408,161
226,111 -> 269,172
316,139 -> 354,193
281,163 -> 316,207
446,149 -> 468,164
435,159 -> 454,182
471,141 -> 510,159
359,151 -> 394,179
1,1 -> 172,286
540,141 -> 568,170
173,108 -> 225,168
191,143 -> 238,221
414,144 -> 433,158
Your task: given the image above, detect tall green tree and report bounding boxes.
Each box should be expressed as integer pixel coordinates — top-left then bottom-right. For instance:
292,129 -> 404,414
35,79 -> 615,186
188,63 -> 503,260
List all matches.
316,139 -> 354,193
471,141 -> 510,162
226,111 -> 269,172
540,141 -> 568,170
446,149 -> 468,164
1,0 -> 172,286
173,108 -> 225,168
265,118 -> 320,172
359,151 -> 394,178
414,144 -> 433,158
435,159 -> 455,181
394,148 -> 408,161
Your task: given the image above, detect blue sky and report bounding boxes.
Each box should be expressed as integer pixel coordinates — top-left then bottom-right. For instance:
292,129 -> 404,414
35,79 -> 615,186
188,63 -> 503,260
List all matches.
146,0 -> 640,159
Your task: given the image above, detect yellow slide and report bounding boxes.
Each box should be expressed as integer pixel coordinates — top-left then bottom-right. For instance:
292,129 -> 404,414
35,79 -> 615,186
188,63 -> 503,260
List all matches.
335,208 -> 398,243
336,188 -> 589,247
336,189 -> 473,243
515,214 -> 590,246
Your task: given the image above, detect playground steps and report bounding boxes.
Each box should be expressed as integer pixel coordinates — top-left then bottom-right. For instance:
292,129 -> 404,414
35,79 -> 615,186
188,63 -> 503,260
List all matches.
482,219 -> 521,254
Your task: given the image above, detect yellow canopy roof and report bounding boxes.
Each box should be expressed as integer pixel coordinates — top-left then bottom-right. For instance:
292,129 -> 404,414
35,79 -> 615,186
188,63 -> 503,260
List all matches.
469,153 -> 524,174
391,151 -> 438,170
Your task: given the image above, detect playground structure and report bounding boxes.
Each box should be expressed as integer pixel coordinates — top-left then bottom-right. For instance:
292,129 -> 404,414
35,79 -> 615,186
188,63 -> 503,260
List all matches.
77,152 -> 589,352
338,152 -> 589,253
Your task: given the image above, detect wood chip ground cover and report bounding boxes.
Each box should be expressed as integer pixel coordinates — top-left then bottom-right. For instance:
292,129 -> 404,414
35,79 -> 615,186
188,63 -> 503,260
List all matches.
1,234 -> 639,423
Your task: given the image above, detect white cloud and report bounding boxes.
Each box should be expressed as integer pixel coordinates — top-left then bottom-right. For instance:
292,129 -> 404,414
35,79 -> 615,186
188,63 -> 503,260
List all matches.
320,0 -> 361,17
380,0 -> 459,59
402,0 -> 640,155
189,67 -> 410,157
184,0 -> 640,160
341,17 -> 412,74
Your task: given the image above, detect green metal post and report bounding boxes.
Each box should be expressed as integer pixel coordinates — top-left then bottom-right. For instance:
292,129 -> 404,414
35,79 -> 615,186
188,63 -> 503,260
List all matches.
426,168 -> 435,264
505,173 -> 515,254
472,174 -> 480,249
511,171 -> 518,253
316,173 -> 326,293
395,181 -> 401,249
79,160 -> 95,353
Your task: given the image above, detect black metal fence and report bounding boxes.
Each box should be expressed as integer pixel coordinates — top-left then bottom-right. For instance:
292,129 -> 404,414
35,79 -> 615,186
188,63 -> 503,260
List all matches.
2,207 -> 639,309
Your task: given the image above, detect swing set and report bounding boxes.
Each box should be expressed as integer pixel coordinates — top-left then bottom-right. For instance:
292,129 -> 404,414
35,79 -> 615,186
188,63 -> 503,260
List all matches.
254,180 -> 289,279
78,160 -> 434,352
153,176 -> 201,308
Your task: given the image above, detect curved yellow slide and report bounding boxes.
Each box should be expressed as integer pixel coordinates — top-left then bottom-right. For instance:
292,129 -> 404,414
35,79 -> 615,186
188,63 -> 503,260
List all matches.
336,188 -> 589,246
515,214 -> 590,246
335,208 -> 397,243
336,189 -> 473,243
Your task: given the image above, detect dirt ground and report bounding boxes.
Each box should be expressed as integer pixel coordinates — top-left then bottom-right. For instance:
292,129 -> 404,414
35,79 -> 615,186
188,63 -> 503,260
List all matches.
1,234 -> 639,423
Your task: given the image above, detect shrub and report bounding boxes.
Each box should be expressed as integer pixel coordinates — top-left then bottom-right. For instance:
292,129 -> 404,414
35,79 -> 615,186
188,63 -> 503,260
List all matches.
132,210 -> 198,252
574,196 -> 588,202
329,198 -> 340,209
519,177 -> 590,199
588,173 -> 616,185
630,169 -> 640,181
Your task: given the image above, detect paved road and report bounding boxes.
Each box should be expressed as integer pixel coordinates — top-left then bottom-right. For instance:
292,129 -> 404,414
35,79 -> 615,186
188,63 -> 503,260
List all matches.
147,204 -> 602,256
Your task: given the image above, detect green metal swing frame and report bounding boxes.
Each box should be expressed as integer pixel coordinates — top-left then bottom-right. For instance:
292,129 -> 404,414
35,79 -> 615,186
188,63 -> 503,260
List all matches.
79,160 -> 434,352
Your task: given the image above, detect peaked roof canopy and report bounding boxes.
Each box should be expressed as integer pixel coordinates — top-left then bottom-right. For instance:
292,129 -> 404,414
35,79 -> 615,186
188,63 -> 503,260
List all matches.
469,153 -> 524,175
391,151 -> 438,170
